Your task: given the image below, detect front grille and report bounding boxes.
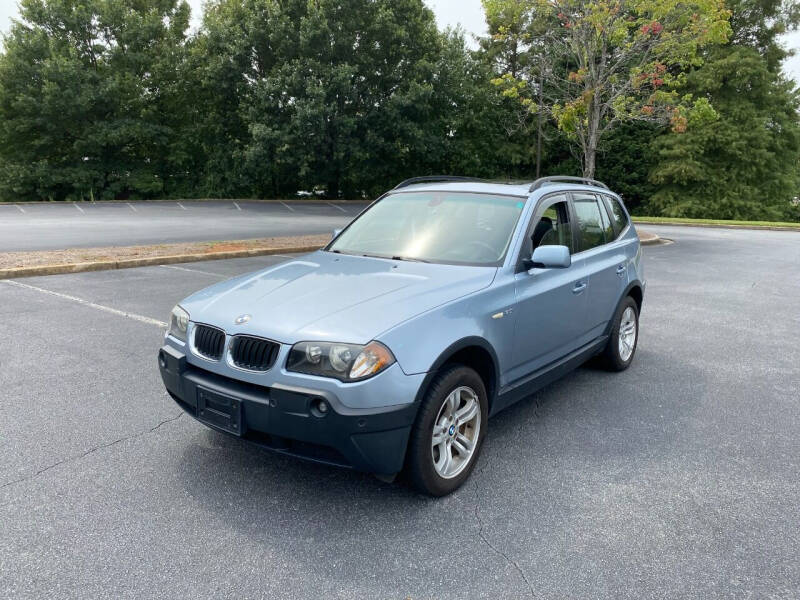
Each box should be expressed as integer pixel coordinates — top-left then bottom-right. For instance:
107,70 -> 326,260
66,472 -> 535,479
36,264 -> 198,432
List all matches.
192,324 -> 225,360
229,335 -> 279,372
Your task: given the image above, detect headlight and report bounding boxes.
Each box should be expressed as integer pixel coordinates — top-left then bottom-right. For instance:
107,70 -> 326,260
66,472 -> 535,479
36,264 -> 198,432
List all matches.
286,341 -> 395,382
168,305 -> 189,342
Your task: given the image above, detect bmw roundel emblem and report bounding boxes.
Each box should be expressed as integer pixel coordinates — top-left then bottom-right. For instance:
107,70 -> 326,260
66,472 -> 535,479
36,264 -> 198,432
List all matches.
234,314 -> 251,325
448,425 -> 456,436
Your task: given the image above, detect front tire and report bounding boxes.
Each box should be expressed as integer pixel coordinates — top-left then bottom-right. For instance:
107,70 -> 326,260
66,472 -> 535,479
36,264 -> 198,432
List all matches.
602,296 -> 639,371
407,365 -> 488,496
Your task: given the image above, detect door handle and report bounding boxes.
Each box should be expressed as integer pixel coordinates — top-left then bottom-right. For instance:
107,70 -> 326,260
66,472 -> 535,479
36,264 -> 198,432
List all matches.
616,265 -> 626,276
572,281 -> 587,294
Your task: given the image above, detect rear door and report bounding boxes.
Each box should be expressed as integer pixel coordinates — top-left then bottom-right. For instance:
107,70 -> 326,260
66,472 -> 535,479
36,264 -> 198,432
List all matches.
508,194 -> 587,383
571,192 -> 627,339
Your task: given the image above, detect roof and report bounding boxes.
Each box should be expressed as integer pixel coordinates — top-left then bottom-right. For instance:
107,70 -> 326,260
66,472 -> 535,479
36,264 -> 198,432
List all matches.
388,178 -> 615,198
389,181 -> 534,197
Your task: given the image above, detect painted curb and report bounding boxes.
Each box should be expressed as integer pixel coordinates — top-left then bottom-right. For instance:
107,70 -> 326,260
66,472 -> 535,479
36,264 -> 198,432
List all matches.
637,231 -> 661,246
632,220 -> 800,232
0,245 -> 322,280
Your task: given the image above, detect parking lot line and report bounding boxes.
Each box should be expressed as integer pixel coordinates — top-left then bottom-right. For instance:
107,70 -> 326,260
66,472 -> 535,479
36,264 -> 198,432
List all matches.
74,202 -> 84,214
233,202 -> 242,211
327,202 -> 346,213
280,201 -> 295,212
177,202 -> 187,210
159,264 -> 224,277
126,202 -> 137,212
1,279 -> 167,328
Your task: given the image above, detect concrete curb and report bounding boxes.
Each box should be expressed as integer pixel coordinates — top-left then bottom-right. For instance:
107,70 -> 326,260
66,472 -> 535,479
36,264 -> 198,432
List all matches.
3,231 -> 666,279
0,245 -> 322,280
637,229 -> 661,245
633,220 -> 800,232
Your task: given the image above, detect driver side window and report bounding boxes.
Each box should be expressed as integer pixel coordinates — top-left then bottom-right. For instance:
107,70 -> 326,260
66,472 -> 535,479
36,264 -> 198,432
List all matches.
530,199 -> 574,254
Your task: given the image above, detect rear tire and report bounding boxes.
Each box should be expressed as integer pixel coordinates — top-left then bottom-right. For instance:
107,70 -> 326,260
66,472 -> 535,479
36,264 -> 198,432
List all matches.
407,365 -> 488,496
602,296 -> 639,371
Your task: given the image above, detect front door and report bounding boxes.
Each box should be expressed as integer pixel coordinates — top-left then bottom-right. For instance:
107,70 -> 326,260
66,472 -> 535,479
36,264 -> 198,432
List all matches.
508,195 -> 588,384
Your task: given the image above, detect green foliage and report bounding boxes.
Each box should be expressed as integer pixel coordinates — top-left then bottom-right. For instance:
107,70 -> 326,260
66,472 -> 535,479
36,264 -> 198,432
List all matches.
484,0 -> 731,177
646,0 -> 800,220
630,215 -> 800,227
0,0 -> 797,222
185,0 -> 307,197
0,0 -> 191,201
182,0 -> 549,198
595,122 -> 662,213
181,0 -> 502,198
242,0 -> 443,198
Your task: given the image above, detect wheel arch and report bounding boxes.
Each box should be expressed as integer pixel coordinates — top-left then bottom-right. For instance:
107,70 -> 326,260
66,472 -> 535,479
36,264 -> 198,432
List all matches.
604,280 -> 644,337
626,281 -> 644,314
413,337 -> 500,412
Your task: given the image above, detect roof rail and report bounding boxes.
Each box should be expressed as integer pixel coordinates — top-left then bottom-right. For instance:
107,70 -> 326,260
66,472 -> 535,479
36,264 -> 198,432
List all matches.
393,176 -> 486,190
529,176 -> 609,191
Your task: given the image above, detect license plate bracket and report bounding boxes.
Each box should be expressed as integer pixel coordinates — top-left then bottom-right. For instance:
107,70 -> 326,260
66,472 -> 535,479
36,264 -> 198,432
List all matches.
196,387 -> 243,436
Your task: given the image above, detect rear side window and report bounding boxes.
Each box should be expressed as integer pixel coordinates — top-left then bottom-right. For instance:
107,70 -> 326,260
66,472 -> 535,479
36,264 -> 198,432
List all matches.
572,193 -> 606,251
598,199 -> 615,241
603,195 -> 629,237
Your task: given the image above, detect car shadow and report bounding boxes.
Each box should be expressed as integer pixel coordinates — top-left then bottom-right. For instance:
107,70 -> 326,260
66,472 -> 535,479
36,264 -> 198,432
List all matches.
173,344 -> 704,559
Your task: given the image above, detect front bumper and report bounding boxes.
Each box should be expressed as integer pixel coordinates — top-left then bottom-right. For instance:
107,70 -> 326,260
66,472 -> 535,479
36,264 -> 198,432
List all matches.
158,345 -> 418,475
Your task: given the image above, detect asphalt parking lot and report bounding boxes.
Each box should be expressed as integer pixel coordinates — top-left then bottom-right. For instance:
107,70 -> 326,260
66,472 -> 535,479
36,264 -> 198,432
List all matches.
0,200 -> 369,251
1,225 -> 799,598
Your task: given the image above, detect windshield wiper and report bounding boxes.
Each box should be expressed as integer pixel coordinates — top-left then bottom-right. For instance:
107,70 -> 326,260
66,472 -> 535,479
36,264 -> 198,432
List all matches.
391,255 -> 430,263
355,252 -> 430,263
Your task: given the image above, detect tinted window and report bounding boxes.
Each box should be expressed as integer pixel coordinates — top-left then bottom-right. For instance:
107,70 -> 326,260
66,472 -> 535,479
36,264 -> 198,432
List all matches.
572,193 -> 606,251
530,200 -> 574,254
603,195 -> 629,236
598,197 -> 615,241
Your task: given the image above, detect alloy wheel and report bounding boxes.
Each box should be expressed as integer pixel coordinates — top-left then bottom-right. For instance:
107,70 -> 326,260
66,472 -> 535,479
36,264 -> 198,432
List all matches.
618,306 -> 637,362
431,386 -> 481,479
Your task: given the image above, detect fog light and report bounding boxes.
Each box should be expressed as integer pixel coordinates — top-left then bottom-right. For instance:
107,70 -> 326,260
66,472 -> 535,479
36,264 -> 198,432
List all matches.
158,351 -> 167,369
311,397 -> 329,417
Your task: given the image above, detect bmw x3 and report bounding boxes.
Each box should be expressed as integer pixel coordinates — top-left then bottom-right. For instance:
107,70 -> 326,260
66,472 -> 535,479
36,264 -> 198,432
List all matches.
158,176 -> 645,496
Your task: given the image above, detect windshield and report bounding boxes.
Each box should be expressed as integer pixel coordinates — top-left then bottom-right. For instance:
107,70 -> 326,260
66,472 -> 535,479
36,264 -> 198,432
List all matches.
327,191 -> 526,266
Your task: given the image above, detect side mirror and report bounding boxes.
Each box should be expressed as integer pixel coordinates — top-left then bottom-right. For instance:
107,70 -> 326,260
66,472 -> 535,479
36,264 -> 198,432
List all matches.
332,228 -> 342,239
529,245 -> 571,269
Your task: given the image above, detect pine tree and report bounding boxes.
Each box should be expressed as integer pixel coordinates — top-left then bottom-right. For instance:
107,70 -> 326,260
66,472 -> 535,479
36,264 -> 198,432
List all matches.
646,0 -> 800,220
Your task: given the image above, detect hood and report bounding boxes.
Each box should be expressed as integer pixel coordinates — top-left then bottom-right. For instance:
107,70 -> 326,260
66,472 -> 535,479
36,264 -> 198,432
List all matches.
180,251 -> 497,344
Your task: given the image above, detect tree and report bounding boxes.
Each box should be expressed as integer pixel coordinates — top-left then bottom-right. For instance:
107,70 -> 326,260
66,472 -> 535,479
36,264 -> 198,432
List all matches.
0,0 -> 191,201
244,0 -> 444,198
189,0 -> 453,198
484,0 -> 731,178
435,31 -> 541,180
180,0 -> 307,198
645,0 -> 800,220
595,121 -> 660,213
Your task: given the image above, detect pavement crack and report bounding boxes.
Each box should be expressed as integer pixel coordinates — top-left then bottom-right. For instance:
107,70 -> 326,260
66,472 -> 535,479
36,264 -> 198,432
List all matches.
148,411 -> 184,433
473,478 -> 537,598
0,412 -> 183,493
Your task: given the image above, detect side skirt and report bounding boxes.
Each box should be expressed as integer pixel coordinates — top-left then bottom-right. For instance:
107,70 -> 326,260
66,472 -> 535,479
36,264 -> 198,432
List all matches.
491,335 -> 609,417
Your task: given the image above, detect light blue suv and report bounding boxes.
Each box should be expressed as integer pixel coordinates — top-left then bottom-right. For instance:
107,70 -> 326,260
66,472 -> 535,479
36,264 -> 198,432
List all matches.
158,176 -> 645,496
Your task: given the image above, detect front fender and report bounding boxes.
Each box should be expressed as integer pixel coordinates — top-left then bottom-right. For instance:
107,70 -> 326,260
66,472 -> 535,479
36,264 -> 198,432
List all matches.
376,279 -> 515,386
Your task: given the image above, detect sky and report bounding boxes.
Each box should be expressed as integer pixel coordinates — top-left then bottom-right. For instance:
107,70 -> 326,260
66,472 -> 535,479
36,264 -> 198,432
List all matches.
1,0 -> 799,82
